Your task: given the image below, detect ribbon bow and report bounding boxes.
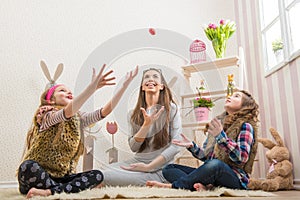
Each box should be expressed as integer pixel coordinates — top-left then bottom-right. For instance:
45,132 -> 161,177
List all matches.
268,159 -> 277,173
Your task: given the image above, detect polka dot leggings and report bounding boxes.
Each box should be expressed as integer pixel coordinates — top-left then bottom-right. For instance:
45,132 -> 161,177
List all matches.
18,160 -> 103,195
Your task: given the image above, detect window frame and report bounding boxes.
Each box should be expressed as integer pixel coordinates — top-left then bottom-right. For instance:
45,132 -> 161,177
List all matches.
259,0 -> 300,76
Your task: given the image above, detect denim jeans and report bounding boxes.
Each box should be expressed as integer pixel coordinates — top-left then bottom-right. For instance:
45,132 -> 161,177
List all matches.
162,159 -> 243,191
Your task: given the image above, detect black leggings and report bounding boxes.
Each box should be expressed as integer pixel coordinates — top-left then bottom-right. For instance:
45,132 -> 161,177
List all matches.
18,160 -> 103,195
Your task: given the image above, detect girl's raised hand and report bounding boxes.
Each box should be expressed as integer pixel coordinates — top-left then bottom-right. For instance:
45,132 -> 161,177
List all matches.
91,64 -> 116,90
172,133 -> 193,148
123,66 -> 138,87
207,118 -> 223,137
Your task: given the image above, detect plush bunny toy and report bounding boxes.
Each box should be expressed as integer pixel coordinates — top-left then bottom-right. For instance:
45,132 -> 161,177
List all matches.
248,128 -> 294,191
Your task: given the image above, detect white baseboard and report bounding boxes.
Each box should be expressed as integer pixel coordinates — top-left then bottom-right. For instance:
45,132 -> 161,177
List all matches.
293,179 -> 300,190
0,181 -> 18,188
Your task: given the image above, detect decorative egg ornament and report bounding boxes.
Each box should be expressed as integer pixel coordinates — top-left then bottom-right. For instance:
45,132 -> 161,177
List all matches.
149,28 -> 156,35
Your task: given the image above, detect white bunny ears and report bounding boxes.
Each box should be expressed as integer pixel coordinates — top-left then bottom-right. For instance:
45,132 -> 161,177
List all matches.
40,60 -> 64,90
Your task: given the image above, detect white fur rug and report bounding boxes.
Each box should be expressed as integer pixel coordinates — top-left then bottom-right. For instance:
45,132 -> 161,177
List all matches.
0,186 -> 276,199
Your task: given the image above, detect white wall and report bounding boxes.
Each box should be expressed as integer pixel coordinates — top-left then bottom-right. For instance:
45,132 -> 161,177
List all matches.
0,0 -> 236,185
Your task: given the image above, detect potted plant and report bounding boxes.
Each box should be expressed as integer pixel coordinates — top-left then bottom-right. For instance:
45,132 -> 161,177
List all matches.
272,38 -> 284,62
193,80 -> 214,121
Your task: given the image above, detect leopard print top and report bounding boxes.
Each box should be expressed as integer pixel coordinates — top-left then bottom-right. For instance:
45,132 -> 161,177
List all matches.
23,107 -> 84,178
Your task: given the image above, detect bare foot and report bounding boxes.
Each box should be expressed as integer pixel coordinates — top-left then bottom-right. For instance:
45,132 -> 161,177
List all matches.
206,184 -> 214,190
94,183 -> 104,188
146,181 -> 172,188
193,183 -> 207,191
26,187 -> 51,199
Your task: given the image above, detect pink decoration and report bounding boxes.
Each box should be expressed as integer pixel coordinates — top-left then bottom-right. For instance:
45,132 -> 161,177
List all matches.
46,84 -> 62,103
106,121 -> 119,164
149,28 -> 156,35
208,23 -> 217,29
106,121 -> 118,135
194,107 -> 209,122
106,121 -> 118,149
190,39 -> 206,64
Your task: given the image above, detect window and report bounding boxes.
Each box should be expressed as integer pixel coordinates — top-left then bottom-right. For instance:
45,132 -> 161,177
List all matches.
259,0 -> 300,73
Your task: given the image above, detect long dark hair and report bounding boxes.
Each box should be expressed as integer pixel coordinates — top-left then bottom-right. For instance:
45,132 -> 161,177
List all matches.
130,68 -> 177,151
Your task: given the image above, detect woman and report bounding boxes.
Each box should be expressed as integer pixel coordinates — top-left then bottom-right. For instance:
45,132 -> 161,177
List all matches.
103,68 -> 182,186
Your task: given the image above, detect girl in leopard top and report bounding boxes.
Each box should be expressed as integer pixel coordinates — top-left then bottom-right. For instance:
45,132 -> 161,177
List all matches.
17,64 -> 138,198
147,90 -> 259,191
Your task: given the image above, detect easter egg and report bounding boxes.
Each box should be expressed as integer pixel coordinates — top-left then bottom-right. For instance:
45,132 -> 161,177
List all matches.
149,28 -> 156,35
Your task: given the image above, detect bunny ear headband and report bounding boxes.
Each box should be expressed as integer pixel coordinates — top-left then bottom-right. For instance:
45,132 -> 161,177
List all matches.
40,60 -> 64,103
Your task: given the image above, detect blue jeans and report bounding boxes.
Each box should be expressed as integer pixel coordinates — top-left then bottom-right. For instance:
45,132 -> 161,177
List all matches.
162,159 -> 243,191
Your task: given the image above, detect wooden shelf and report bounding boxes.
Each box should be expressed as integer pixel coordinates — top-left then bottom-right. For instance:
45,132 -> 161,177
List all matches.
181,90 -> 226,99
180,90 -> 226,113
180,56 -> 242,131
182,121 -> 209,130
182,56 -> 239,75
177,49 -> 245,168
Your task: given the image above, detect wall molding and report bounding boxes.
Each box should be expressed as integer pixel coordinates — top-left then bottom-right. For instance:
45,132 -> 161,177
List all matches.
0,181 -> 18,188
294,179 -> 300,190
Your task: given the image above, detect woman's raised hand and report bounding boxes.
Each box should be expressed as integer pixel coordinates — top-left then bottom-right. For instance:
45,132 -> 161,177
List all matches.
91,64 -> 116,90
172,133 -> 193,148
140,106 -> 165,127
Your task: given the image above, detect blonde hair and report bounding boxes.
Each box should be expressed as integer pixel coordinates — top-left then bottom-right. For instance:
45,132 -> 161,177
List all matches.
23,87 -> 62,155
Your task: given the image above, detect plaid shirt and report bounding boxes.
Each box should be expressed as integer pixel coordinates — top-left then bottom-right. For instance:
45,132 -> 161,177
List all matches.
187,123 -> 254,189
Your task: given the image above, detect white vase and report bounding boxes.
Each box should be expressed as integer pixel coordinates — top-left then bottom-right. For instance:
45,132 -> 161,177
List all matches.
274,49 -> 283,62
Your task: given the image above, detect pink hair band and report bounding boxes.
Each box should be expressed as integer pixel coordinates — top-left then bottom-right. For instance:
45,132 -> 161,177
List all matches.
46,84 -> 62,103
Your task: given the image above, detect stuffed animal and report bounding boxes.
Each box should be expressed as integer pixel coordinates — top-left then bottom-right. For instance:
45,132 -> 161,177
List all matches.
248,127 -> 294,191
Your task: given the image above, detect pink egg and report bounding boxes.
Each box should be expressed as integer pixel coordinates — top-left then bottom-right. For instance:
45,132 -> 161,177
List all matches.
149,28 -> 156,35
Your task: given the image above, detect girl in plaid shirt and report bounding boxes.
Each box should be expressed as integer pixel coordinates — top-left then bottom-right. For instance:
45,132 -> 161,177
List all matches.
147,90 -> 259,191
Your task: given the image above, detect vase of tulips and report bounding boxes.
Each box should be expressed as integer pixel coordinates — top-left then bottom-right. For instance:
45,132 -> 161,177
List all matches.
204,19 -> 236,58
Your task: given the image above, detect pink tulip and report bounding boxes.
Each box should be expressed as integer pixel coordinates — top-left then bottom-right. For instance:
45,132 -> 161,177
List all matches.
106,121 -> 118,134
208,23 -> 217,29
220,19 -> 226,25
106,121 -> 118,149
